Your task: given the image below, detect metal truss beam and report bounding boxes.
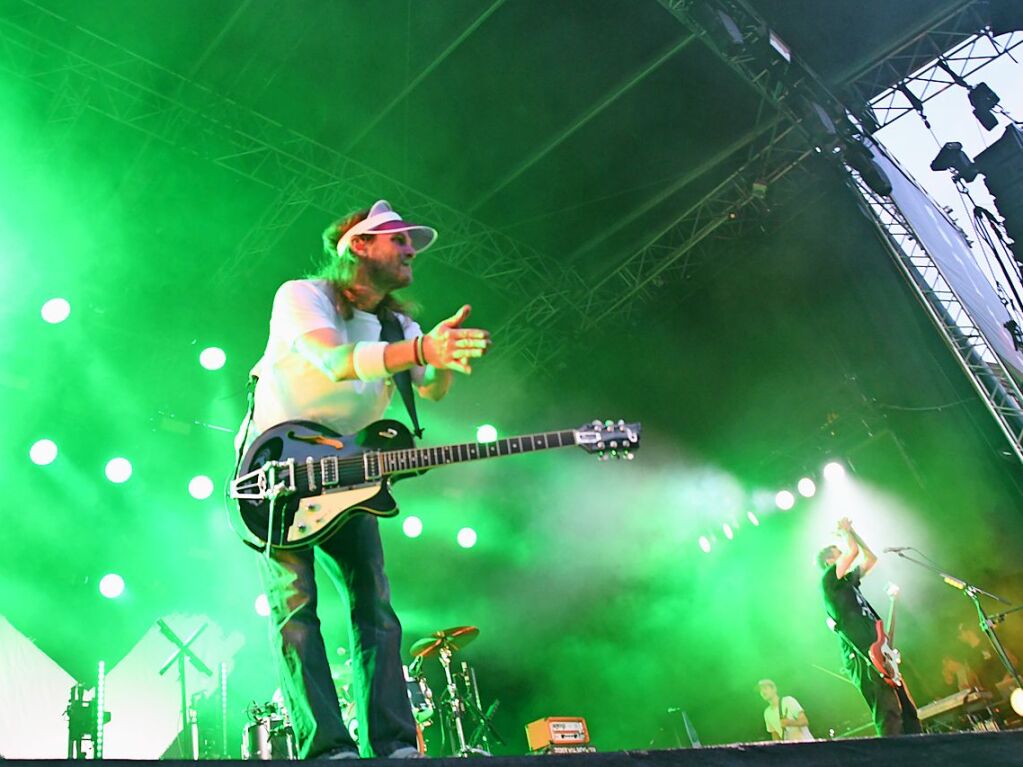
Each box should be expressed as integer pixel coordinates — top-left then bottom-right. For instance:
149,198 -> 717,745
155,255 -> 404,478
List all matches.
855,28 -> 1023,130
0,0 -> 582,306
846,17 -> 1023,131
851,173 -> 1023,465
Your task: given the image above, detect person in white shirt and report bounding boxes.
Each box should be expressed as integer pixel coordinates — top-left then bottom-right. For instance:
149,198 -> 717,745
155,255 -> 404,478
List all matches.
239,200 -> 491,759
758,679 -> 813,742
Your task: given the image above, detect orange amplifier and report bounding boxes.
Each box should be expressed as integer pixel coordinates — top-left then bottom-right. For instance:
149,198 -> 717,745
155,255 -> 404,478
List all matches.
525,717 -> 590,752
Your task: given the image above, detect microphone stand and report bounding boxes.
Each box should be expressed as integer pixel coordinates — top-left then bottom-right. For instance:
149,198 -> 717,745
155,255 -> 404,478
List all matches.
892,549 -> 1023,694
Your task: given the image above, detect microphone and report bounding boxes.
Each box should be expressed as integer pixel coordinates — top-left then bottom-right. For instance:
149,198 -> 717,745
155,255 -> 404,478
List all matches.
883,546 -> 909,553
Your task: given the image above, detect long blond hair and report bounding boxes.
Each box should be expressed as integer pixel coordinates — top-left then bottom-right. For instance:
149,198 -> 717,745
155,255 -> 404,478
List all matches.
311,208 -> 414,319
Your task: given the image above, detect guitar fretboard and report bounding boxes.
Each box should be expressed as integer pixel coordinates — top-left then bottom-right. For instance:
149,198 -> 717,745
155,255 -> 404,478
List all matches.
378,430 -> 578,475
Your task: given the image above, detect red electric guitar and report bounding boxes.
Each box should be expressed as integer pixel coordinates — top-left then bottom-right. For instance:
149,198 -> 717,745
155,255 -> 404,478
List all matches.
868,582 -> 903,687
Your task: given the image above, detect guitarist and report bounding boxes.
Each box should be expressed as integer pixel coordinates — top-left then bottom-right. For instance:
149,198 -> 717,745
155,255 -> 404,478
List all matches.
817,517 -> 920,736
237,200 -> 491,759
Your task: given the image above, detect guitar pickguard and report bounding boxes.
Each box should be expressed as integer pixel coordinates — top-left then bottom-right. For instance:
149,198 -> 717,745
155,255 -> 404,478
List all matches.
288,485 -> 383,543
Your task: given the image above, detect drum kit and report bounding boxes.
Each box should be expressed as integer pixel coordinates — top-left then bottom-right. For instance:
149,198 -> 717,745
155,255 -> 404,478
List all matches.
243,625 -> 501,759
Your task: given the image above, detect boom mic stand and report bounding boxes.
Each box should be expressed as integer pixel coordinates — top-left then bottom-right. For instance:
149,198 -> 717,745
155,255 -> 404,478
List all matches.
892,549 -> 1023,695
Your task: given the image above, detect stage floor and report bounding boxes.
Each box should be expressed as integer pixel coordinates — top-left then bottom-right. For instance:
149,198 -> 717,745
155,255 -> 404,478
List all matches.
7,730 -> 1023,766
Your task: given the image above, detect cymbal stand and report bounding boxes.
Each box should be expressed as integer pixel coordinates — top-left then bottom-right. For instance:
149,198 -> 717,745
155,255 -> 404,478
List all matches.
437,646 -> 469,756
461,662 -> 502,752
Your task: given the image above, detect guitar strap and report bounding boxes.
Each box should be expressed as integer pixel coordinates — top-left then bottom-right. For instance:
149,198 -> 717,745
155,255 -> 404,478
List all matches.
378,308 -> 424,439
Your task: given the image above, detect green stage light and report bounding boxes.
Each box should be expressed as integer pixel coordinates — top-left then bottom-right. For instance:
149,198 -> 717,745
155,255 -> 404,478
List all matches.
747,510 -> 760,526
254,594 -> 270,617
797,477 -> 817,498
99,574 -> 124,599
199,347 -> 226,370
476,424 -> 498,443
402,515 -> 423,538
188,475 -> 214,500
30,438 -> 58,465
457,527 -> 477,548
823,461 -> 846,482
775,490 -> 795,510
105,457 -> 133,483
41,297 -> 70,324
722,523 -> 734,540
698,536 -> 711,553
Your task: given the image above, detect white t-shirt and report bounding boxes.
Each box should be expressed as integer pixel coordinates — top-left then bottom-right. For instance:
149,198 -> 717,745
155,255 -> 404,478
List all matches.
764,696 -> 813,742
246,279 -> 424,440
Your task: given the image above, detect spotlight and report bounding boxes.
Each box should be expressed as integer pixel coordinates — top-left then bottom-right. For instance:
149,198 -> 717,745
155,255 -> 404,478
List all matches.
188,475 -> 214,500
723,523 -> 734,540
775,490 -> 796,510
797,477 -> 817,498
969,83 -> 1000,131
930,142 -> 979,182
199,347 -> 226,371
475,424 -> 498,443
99,574 -> 125,599
823,461 -> 846,482
843,139 -> 892,196
30,438 -> 58,465
699,536 -> 712,553
457,527 -> 477,548
105,457 -> 133,484
402,516 -> 423,538
254,594 -> 270,617
41,298 -> 71,324
1011,687 -> 1023,717
747,511 -> 760,527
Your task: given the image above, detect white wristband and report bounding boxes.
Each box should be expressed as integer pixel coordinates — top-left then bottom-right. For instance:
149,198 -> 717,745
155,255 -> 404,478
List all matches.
352,341 -> 389,381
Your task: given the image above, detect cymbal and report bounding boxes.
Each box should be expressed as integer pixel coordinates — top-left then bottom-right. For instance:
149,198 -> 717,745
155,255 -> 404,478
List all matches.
410,626 -> 479,659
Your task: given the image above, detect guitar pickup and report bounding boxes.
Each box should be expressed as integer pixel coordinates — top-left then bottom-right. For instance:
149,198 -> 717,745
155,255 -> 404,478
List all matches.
229,458 -> 296,500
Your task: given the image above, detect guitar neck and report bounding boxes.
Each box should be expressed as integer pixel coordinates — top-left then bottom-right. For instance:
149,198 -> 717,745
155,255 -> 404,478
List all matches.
378,430 -> 579,476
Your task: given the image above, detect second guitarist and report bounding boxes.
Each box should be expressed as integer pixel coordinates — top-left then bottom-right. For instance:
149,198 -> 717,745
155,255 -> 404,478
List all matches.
817,518 -> 921,736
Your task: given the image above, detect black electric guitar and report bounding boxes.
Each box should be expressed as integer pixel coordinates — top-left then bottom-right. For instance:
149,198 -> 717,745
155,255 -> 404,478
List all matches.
229,418 -> 641,550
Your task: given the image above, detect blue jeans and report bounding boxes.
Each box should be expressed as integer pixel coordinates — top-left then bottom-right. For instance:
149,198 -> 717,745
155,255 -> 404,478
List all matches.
259,514 -> 418,758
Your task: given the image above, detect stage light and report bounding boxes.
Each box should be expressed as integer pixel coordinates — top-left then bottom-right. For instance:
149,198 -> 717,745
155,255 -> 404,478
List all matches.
476,424 -> 498,443
698,536 -> 712,553
722,523 -> 734,540
105,457 -> 133,483
199,347 -> 226,371
823,461 -> 846,482
775,490 -> 795,510
1011,687 -> 1023,717
254,594 -> 270,617
797,477 -> 817,498
402,516 -> 423,538
457,527 -> 477,548
30,438 -> 58,465
747,510 -> 760,526
930,142 -> 979,183
41,297 -> 71,324
843,139 -> 892,196
969,83 -> 1000,131
188,475 -> 214,500
99,574 -> 125,599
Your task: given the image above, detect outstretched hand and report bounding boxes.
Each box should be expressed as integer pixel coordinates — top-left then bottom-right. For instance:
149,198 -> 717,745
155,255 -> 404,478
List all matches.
422,305 -> 492,375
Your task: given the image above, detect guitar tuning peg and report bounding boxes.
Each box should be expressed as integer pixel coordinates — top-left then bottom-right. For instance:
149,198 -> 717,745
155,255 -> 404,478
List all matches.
610,440 -> 618,448
592,419 -> 602,427
626,452 -> 635,460
618,419 -> 624,426
605,419 -> 613,427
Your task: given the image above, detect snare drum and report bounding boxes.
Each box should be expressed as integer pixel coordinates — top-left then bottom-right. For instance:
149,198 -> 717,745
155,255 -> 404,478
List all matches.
403,665 -> 435,724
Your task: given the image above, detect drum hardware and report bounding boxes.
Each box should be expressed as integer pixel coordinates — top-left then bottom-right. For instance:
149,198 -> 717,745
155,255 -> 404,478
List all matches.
241,700 -> 295,760
409,625 -> 501,757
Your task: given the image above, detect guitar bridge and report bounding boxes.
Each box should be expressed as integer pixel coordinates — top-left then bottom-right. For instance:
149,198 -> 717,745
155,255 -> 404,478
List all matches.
230,458 -> 297,500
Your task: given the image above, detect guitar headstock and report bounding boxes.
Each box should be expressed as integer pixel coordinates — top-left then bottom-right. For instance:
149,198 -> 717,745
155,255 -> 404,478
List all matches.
575,419 -> 641,461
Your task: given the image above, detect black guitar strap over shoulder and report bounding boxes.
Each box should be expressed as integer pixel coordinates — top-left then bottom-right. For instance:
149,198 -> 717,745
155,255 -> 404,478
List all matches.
378,308 -> 424,440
